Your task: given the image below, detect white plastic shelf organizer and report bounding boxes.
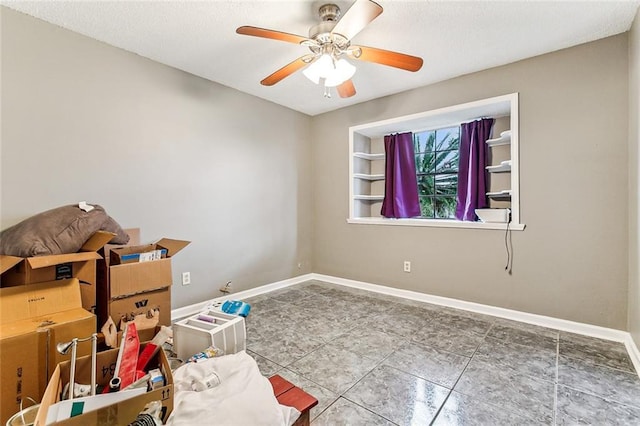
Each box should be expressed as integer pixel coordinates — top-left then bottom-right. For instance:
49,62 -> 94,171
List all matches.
173,310 -> 246,360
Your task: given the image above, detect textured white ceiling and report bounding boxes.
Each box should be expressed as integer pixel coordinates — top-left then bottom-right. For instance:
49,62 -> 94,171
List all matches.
3,0 -> 639,116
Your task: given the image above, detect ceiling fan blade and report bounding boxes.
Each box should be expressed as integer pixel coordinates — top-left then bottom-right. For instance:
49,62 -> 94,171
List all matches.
351,45 -> 423,72
260,56 -> 310,86
236,26 -> 311,45
332,0 -> 383,40
337,79 -> 356,98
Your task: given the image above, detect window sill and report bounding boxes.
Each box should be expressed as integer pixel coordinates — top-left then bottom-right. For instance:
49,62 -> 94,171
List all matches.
347,217 -> 526,231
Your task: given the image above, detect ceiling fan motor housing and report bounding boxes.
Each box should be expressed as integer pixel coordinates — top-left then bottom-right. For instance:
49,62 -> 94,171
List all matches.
309,4 -> 349,52
318,4 -> 341,22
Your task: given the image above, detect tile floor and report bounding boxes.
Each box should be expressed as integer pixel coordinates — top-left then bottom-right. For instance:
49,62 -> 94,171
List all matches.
243,280 -> 640,425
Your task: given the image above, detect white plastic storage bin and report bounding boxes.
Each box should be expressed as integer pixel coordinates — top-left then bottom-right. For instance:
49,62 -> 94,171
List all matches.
173,310 -> 246,360
475,208 -> 510,223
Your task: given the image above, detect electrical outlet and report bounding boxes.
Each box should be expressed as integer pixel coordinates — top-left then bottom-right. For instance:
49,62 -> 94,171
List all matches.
182,272 -> 191,286
403,261 -> 411,273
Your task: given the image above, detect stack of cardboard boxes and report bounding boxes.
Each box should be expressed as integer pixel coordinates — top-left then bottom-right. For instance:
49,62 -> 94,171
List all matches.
0,229 -> 189,424
98,237 -> 190,331
0,232 -> 112,423
0,280 -> 96,423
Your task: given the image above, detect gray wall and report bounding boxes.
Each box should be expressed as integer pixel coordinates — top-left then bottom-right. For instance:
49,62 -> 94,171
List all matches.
1,7 -> 636,333
0,8 -> 314,309
312,35 -> 630,330
630,8 -> 640,346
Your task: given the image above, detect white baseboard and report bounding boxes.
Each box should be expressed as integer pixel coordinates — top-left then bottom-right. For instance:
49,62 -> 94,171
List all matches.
628,334 -> 640,376
171,272 -> 640,375
311,274 -> 628,341
171,273 -> 314,321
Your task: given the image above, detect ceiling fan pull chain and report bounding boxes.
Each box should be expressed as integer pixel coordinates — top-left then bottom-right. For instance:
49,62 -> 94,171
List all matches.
319,77 -> 329,97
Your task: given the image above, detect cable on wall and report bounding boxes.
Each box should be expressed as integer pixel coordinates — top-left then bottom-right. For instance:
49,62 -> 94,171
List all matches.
504,210 -> 513,274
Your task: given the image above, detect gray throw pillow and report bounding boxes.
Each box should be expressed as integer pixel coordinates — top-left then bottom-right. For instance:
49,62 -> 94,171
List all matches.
0,204 -> 129,257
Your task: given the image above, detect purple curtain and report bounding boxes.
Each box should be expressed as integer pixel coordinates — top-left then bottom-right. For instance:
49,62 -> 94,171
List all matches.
455,118 -> 495,221
381,132 -> 421,218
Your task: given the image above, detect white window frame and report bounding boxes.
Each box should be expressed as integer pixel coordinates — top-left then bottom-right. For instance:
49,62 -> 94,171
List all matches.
348,93 -> 525,231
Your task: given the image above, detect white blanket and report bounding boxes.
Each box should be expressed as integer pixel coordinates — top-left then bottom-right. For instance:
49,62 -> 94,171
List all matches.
166,351 -> 300,426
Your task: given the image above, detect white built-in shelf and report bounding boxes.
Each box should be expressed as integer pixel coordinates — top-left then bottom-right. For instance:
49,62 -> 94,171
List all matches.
353,194 -> 385,201
486,160 -> 512,173
487,190 -> 512,201
349,93 -> 523,229
353,173 -> 385,181
353,152 -> 385,160
486,130 -> 512,147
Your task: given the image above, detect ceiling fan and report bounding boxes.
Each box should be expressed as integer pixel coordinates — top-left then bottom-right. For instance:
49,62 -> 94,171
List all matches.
236,0 -> 424,98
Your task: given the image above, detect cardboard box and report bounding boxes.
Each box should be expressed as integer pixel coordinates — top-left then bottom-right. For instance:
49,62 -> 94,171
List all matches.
108,256 -> 173,296
109,239 -> 188,266
0,231 -> 115,314
109,287 -> 172,330
97,238 -> 189,330
0,279 -> 96,424
108,239 -> 189,296
114,327 -> 158,349
102,228 -> 141,267
0,330 -> 48,425
35,344 -> 174,426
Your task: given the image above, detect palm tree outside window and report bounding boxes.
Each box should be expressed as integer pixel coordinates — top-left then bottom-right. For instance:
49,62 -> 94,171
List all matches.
413,127 -> 461,219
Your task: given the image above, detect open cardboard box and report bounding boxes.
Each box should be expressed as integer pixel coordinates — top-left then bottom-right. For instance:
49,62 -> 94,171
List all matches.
102,228 -> 141,267
0,279 -> 96,424
109,287 -> 172,331
0,231 -> 115,314
107,238 -> 190,296
97,238 -> 189,330
35,343 -> 174,425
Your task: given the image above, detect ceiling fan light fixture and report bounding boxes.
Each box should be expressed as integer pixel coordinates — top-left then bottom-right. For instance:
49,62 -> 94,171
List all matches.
302,53 -> 331,84
325,58 -> 356,87
303,54 -> 356,87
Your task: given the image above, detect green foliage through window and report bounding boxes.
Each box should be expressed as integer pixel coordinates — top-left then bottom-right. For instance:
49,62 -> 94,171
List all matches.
414,127 -> 461,219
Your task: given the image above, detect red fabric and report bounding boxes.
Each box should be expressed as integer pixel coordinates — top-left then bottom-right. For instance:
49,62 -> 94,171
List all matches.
117,323 -> 140,389
136,343 -> 158,371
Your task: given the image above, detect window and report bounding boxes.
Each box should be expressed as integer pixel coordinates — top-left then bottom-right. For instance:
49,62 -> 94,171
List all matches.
349,93 -> 524,230
414,127 -> 460,219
